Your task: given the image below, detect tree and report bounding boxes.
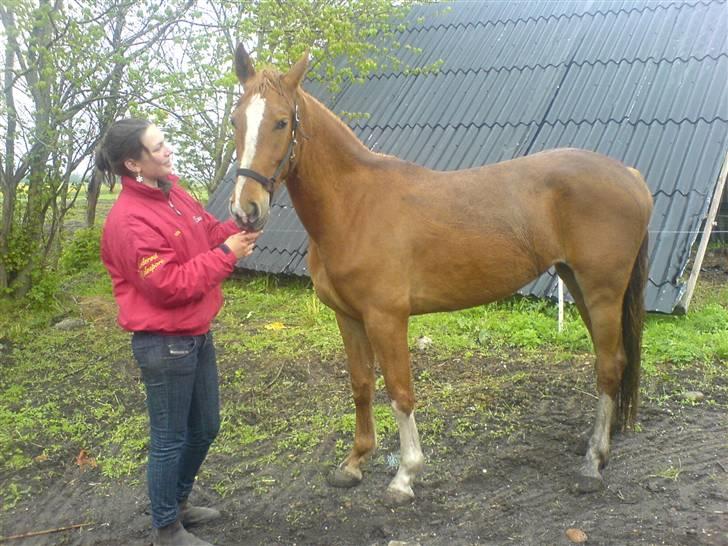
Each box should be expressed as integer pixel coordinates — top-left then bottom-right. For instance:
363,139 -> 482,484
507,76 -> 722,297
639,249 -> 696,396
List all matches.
139,0 -> 416,196
1,0 -> 417,297
0,0 -> 193,296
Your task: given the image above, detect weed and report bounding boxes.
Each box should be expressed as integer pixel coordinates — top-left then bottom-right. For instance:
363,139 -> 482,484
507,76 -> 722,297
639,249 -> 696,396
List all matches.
303,293 -> 327,327
2,483 -> 30,511
650,461 -> 682,481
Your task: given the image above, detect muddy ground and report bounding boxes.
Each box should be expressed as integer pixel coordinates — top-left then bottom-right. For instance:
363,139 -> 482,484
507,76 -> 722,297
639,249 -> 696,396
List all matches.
1,252 -> 727,546
2,358 -> 726,545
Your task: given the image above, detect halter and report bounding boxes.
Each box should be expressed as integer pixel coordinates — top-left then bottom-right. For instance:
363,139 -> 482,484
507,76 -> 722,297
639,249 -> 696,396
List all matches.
236,103 -> 300,197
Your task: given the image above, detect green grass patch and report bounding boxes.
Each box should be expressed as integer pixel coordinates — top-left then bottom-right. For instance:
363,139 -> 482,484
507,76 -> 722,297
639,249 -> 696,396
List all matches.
1,201 -> 726,508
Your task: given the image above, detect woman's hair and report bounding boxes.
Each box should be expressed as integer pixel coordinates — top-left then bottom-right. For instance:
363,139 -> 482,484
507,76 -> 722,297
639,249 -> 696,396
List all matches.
95,118 -> 152,177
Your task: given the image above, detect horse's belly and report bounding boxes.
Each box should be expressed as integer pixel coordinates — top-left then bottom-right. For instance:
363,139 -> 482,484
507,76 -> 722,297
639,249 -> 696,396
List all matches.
409,261 -> 541,315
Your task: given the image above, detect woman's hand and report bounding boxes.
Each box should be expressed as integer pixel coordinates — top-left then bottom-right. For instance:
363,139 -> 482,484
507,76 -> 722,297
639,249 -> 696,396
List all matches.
224,230 -> 261,259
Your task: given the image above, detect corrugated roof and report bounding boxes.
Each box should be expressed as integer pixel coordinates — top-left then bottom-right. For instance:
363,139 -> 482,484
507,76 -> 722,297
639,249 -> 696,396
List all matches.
208,0 -> 728,313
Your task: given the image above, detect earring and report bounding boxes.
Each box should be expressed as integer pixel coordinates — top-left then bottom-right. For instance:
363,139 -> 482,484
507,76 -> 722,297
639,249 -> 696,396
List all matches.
135,172 -> 144,183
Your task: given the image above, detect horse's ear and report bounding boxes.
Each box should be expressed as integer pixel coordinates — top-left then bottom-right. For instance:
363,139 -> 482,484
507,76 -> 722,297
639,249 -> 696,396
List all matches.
282,50 -> 309,90
235,43 -> 255,85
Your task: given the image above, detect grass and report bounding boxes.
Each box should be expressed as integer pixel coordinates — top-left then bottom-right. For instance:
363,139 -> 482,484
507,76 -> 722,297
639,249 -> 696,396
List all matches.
0,187 -> 726,509
2,265 -> 724,507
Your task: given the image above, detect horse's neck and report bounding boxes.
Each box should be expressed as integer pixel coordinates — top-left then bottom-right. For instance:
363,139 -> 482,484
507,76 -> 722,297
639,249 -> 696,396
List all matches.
287,92 -> 378,242
300,91 -> 376,173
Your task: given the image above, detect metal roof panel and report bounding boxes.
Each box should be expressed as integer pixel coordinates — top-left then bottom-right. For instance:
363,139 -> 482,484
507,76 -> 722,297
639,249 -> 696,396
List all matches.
208,0 -> 728,314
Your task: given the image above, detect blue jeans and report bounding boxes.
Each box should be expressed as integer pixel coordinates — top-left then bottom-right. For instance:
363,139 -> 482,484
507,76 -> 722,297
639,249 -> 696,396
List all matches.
131,331 -> 220,529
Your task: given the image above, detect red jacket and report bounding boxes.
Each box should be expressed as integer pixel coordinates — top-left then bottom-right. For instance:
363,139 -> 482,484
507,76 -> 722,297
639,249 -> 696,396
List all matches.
101,175 -> 240,335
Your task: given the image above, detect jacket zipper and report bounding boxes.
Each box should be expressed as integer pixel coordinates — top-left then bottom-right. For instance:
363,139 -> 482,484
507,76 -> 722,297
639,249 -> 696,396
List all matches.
168,197 -> 182,216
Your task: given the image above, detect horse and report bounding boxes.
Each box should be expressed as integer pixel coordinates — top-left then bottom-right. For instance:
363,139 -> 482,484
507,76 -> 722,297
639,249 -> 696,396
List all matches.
228,44 -> 653,505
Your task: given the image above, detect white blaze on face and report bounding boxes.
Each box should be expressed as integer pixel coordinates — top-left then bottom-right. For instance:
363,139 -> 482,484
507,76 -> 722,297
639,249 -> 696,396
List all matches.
233,94 -> 266,215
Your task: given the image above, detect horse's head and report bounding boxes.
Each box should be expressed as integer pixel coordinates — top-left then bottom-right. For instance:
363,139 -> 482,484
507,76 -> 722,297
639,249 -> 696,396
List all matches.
229,44 -> 309,231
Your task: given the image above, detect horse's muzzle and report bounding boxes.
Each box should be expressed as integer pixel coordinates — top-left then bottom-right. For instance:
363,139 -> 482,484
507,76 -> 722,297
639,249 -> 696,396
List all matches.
230,202 -> 268,232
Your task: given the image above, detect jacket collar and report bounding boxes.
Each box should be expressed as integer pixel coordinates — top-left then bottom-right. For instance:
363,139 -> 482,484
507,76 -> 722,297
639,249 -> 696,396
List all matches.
120,174 -> 178,200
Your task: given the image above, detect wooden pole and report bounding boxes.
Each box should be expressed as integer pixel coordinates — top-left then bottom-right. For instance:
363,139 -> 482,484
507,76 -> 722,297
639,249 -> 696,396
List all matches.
678,150 -> 728,313
558,277 -> 564,333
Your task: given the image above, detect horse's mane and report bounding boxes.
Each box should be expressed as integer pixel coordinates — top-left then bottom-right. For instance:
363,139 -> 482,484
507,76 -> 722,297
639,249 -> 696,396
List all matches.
244,68 -> 393,161
242,69 -> 292,104
301,88 -> 394,160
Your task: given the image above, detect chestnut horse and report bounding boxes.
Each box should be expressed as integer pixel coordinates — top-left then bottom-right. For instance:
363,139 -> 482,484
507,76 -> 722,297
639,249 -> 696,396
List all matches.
229,45 -> 653,504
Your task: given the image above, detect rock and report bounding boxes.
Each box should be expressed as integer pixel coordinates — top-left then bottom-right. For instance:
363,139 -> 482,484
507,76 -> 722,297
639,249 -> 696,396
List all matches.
54,317 -> 86,330
416,336 -> 432,350
681,391 -> 704,403
388,541 -> 421,546
566,528 -> 588,543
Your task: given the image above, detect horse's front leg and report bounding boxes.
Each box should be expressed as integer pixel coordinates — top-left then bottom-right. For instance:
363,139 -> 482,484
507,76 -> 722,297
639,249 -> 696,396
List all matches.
327,312 -> 377,488
365,310 -> 424,505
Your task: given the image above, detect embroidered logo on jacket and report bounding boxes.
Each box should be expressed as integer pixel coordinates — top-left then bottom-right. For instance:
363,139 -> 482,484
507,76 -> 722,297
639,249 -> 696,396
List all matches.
193,215 -> 203,223
138,254 -> 166,278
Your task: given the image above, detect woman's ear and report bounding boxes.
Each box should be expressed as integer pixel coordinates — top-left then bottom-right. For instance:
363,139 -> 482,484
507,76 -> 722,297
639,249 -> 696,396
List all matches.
124,158 -> 139,175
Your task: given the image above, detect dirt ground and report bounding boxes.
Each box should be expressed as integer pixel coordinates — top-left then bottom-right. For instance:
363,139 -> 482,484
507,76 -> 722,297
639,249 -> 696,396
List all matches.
2,357 -> 726,546
1,252 -> 727,546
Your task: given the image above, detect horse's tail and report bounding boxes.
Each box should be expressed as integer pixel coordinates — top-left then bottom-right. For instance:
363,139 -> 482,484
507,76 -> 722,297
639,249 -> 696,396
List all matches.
618,229 -> 649,430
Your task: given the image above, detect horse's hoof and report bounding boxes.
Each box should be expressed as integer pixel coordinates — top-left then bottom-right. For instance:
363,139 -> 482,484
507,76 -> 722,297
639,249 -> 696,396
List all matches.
383,487 -> 414,507
571,473 -> 605,494
326,467 -> 362,488
572,430 -> 590,456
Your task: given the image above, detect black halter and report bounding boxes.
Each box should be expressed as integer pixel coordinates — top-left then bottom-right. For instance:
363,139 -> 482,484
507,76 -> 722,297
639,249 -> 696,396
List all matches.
236,103 -> 300,197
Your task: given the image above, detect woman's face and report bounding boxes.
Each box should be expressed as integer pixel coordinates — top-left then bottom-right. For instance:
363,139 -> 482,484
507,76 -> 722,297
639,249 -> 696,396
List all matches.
131,125 -> 174,181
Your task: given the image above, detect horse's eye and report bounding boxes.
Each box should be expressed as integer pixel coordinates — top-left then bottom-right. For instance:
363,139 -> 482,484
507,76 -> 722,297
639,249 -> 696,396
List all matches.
275,119 -> 288,130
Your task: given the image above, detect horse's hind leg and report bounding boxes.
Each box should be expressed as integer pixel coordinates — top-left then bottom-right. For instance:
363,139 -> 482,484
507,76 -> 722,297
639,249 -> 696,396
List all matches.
555,263 -> 592,337
364,309 -> 424,505
556,263 -> 595,454
575,296 -> 626,493
328,312 -> 377,488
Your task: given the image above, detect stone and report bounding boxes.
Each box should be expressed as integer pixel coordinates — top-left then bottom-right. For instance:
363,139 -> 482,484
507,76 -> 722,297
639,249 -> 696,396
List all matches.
565,528 -> 588,543
54,317 -> 86,330
681,391 -> 705,403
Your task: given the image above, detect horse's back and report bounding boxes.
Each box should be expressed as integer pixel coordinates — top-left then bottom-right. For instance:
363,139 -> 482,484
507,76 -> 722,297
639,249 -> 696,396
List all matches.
311,147 -> 653,318
398,148 -> 652,313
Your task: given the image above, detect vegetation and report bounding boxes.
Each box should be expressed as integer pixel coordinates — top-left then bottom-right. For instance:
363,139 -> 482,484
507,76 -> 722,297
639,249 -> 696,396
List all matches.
1,188 -> 726,509
0,0 -> 419,297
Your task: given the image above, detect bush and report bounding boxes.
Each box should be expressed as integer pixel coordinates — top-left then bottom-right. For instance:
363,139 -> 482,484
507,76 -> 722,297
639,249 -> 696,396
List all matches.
60,227 -> 102,274
25,269 -> 61,307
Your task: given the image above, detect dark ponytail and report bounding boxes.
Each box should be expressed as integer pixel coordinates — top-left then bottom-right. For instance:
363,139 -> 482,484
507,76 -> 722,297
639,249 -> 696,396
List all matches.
95,118 -> 152,177
94,148 -> 112,173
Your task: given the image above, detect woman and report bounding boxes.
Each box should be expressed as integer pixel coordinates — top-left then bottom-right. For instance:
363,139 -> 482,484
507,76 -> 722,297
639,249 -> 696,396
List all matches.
97,118 -> 257,546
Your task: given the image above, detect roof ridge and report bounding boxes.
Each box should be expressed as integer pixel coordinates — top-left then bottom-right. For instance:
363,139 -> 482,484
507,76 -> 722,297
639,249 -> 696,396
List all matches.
254,246 -> 306,256
406,0 -> 718,34
653,188 -> 710,198
358,117 -> 728,132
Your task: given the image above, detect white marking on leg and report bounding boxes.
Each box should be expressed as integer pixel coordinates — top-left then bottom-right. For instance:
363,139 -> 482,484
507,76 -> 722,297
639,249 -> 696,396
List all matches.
387,401 -> 424,499
232,94 -> 266,218
582,393 -> 614,477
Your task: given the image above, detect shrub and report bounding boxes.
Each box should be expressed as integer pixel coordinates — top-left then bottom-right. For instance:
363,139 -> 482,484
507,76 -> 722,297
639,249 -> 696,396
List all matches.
60,227 -> 102,274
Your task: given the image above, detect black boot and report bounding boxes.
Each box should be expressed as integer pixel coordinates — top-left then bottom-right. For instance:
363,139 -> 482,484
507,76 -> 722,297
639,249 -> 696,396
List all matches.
152,520 -> 214,546
179,498 -> 221,527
